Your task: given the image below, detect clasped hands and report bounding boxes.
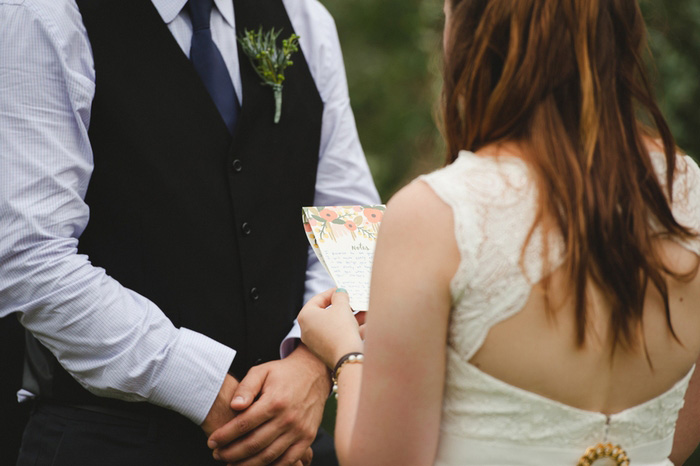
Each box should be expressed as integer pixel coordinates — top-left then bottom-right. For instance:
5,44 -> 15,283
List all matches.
200,289 -> 365,465
201,344 -> 329,465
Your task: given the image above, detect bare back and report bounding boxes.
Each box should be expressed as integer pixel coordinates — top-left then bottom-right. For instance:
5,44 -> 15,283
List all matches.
467,143 -> 700,415
470,245 -> 700,415
418,146 -> 700,464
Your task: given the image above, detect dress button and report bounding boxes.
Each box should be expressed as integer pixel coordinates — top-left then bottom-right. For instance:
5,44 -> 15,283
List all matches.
241,222 -> 252,236
249,287 -> 259,301
232,159 -> 243,172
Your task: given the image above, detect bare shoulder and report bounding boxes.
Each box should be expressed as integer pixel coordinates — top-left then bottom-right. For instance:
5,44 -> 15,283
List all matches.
378,180 -> 459,282
383,179 -> 455,241
387,179 -> 452,218
642,136 -> 696,172
643,136 -> 665,154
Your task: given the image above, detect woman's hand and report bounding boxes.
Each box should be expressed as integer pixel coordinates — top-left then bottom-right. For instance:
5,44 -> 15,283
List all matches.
298,288 -> 364,368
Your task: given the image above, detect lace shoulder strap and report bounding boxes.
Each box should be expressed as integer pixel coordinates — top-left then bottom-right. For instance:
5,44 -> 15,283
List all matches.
418,153 -> 486,288
675,155 -> 700,254
652,153 -> 700,255
419,152 -> 547,360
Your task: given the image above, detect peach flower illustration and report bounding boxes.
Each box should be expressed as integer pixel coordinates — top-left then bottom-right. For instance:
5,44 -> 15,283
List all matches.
319,209 -> 338,221
363,208 -> 383,223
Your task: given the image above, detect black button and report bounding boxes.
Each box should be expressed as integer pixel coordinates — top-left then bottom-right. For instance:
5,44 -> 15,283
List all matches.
241,222 -> 251,236
232,159 -> 242,172
249,287 -> 259,301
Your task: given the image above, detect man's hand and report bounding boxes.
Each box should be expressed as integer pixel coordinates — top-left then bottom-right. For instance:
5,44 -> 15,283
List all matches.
355,311 -> 367,340
207,344 -> 330,465
201,374 -> 239,436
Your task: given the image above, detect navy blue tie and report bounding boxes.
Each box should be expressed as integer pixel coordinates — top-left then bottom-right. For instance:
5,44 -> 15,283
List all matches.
189,0 -> 239,133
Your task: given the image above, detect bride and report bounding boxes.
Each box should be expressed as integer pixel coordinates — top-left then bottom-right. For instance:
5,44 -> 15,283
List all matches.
297,0 -> 700,464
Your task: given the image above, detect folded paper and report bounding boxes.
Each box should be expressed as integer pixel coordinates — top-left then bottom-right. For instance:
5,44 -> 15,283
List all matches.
302,205 -> 385,310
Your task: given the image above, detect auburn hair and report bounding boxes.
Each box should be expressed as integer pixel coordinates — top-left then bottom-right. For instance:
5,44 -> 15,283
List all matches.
442,0 -> 698,350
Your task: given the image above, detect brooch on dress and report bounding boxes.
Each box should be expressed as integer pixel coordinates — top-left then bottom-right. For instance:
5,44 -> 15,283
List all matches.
577,443 -> 629,466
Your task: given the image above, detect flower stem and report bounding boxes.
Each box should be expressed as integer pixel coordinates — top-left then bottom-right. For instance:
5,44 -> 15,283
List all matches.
273,84 -> 283,124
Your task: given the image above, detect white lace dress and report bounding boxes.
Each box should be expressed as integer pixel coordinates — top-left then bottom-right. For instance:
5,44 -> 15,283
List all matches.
420,151 -> 700,465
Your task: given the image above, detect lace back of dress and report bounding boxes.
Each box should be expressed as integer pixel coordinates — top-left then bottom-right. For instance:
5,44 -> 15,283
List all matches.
419,150 -> 700,455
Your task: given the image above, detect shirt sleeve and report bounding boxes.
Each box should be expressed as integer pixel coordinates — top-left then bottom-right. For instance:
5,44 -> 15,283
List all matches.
280,0 -> 380,357
0,2 -> 234,425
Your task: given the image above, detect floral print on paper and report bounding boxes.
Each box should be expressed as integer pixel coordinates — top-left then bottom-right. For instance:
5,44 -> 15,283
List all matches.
303,205 -> 385,243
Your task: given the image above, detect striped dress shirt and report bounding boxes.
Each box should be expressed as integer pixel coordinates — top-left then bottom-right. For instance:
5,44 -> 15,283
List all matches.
0,0 -> 378,424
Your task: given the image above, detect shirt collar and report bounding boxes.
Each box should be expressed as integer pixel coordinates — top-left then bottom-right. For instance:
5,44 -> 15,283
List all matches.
213,0 -> 235,29
151,0 -> 235,28
152,0 -> 187,24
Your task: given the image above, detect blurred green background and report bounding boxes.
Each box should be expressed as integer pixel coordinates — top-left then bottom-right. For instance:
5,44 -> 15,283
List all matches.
320,0 -> 700,201
318,1 -> 700,462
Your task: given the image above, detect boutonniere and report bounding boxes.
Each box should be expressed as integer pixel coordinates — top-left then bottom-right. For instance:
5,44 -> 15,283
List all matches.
238,27 -> 300,124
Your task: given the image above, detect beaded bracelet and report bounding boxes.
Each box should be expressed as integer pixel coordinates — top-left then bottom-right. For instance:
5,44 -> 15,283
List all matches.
331,352 -> 364,399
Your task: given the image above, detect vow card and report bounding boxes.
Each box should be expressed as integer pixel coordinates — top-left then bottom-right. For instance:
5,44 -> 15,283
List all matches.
302,205 -> 385,311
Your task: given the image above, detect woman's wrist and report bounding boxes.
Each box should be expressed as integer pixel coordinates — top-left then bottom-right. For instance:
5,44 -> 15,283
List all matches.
331,341 -> 363,369
331,351 -> 365,399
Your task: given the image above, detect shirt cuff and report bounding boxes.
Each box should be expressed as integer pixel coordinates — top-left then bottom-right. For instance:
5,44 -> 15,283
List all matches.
280,320 -> 301,359
148,328 -> 235,425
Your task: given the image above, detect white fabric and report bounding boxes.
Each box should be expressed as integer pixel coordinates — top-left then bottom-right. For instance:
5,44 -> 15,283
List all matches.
434,433 -> 675,466
420,150 -> 700,465
0,0 -> 377,424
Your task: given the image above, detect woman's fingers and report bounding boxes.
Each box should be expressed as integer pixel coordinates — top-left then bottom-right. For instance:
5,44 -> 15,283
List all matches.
304,288 -> 336,309
330,287 -> 351,311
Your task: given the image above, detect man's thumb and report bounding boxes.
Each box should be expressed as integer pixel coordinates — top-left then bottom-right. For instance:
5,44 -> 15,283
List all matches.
230,366 -> 266,410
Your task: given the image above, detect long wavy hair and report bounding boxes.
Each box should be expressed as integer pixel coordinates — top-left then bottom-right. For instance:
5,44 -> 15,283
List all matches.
442,0 -> 698,351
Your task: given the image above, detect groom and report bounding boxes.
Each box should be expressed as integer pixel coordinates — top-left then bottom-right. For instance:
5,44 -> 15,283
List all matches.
0,0 -> 378,464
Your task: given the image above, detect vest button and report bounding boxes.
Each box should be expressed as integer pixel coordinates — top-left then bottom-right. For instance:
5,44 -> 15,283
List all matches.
249,287 -> 259,301
241,222 -> 252,236
232,159 -> 243,172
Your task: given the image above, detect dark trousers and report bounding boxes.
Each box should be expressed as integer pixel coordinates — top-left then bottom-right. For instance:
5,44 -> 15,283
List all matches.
16,403 -> 337,466
1,314 -> 29,466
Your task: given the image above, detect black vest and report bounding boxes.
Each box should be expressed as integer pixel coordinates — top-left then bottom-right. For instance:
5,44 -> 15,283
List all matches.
24,0 -> 323,410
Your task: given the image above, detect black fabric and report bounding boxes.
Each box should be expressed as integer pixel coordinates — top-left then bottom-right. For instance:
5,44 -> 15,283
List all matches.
0,314 -> 29,465
16,402 -> 224,466
16,403 -> 338,466
24,0 -> 323,420
310,428 -> 340,466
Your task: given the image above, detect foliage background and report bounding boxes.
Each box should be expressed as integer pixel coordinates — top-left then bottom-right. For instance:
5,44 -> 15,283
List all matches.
320,0 -> 700,201
317,2 -> 700,461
